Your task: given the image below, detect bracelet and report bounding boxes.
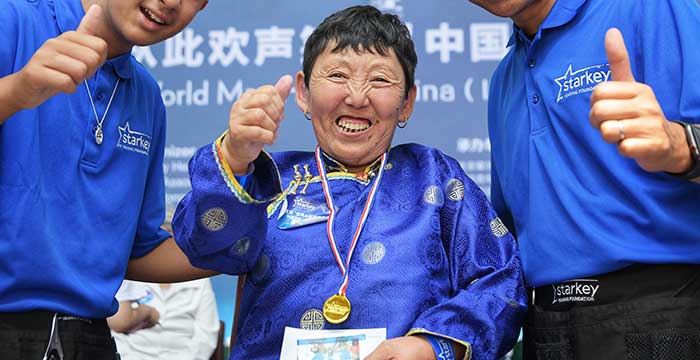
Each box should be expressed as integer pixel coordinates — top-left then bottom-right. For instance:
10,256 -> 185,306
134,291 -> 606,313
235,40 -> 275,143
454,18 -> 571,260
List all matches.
425,334 -> 455,360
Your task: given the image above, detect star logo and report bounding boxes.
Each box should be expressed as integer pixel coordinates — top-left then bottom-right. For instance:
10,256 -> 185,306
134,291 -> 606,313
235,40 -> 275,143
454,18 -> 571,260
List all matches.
554,63 -> 610,102
116,121 -> 152,156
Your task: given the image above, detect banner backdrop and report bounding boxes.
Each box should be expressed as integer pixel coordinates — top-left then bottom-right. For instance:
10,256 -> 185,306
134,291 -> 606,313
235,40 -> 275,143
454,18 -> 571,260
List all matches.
137,0 -> 510,345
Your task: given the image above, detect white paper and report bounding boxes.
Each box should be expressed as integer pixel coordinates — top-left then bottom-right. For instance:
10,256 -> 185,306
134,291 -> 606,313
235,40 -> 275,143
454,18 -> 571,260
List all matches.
280,327 -> 386,360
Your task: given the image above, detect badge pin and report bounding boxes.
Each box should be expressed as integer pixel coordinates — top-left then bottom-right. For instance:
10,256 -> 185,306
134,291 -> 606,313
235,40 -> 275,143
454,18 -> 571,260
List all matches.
277,196 -> 330,229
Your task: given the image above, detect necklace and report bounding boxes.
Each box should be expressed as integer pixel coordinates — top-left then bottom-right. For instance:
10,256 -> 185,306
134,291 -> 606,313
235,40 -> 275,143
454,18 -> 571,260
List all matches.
84,78 -> 120,145
314,147 -> 388,324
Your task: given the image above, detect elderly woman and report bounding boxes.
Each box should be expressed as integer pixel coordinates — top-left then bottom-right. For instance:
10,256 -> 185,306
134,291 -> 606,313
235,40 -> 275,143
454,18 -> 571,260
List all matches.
174,5 -> 525,360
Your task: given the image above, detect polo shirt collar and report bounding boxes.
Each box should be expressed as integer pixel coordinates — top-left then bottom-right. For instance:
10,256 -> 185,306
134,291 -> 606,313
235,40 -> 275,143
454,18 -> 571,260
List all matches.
507,0 -> 588,47
54,0 -> 134,79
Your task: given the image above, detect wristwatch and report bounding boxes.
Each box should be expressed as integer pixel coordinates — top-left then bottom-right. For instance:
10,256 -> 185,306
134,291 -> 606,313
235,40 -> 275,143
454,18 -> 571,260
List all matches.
671,121 -> 700,180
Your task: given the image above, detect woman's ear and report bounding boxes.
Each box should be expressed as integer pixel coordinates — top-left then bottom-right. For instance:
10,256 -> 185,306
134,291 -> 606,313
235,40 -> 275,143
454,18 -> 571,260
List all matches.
295,71 -> 310,115
399,85 -> 417,123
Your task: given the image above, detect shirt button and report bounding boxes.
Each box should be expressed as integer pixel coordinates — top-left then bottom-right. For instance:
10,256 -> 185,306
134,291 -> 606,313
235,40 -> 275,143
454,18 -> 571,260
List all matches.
96,93 -> 104,101
532,94 -> 540,104
528,58 -> 536,68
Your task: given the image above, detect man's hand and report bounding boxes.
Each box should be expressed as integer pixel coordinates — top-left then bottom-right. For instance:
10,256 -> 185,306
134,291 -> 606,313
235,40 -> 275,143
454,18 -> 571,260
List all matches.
10,5 -> 108,111
589,28 -> 692,174
221,75 -> 293,174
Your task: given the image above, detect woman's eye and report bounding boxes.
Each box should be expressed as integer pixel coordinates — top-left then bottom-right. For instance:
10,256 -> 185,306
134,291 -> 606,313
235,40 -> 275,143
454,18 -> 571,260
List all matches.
329,73 -> 344,78
372,77 -> 389,83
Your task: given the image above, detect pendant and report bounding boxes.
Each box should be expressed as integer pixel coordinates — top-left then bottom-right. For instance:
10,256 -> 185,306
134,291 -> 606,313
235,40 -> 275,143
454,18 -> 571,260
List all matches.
322,294 -> 351,324
95,127 -> 104,145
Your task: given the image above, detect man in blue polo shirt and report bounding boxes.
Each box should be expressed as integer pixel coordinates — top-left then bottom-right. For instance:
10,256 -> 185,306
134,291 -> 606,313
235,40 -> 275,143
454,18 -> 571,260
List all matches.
0,0 -> 213,359
468,0 -> 700,358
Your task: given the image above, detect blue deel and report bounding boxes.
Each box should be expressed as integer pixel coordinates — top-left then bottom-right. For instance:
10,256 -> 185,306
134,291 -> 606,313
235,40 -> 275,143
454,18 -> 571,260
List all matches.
174,141 -> 526,360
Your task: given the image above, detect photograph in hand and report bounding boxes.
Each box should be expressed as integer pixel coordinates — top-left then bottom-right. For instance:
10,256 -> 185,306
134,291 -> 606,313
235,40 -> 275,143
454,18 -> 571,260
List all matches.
297,334 -> 364,360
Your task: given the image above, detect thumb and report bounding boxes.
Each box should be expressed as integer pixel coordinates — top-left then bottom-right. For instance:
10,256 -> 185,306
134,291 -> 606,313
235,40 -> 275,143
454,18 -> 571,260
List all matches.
77,4 -> 103,36
274,75 -> 294,101
605,28 -> 635,82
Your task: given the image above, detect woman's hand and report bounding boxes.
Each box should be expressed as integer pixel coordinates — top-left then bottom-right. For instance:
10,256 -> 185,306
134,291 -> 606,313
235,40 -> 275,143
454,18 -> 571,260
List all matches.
221,75 -> 293,174
364,336 -> 435,360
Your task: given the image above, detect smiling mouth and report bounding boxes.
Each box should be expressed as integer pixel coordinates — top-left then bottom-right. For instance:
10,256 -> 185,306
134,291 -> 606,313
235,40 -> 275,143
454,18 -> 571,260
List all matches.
336,117 -> 371,133
141,7 -> 167,25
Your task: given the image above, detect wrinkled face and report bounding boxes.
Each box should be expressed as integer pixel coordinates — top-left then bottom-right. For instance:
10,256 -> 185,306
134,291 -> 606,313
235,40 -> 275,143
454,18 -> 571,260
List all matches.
86,0 -> 207,55
296,46 -> 416,173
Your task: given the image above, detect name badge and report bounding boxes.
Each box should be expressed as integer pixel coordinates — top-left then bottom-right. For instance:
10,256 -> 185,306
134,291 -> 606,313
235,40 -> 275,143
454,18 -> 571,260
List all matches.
277,195 -> 330,229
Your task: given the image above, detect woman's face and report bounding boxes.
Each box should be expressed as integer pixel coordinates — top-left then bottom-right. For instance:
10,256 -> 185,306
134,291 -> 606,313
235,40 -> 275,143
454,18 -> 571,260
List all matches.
296,46 -> 416,173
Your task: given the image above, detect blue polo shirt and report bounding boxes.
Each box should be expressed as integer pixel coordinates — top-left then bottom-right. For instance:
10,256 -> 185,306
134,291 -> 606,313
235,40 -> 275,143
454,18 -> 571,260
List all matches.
0,0 -> 170,317
489,0 -> 700,287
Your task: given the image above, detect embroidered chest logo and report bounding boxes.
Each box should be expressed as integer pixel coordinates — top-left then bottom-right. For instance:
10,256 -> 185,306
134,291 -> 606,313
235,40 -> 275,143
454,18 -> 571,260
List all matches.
117,122 -> 152,156
554,64 -> 610,102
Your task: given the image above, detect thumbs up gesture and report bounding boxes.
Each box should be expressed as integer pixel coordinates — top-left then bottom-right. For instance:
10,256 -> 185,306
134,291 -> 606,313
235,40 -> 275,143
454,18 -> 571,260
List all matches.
589,28 -> 692,174
11,5 -> 108,110
221,75 -> 294,174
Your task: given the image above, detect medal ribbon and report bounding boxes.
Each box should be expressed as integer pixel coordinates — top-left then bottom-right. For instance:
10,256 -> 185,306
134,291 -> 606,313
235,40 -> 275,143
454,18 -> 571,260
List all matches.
315,146 -> 387,296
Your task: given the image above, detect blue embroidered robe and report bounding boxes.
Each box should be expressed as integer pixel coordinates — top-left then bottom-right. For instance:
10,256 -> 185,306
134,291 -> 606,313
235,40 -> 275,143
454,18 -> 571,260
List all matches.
174,140 -> 526,360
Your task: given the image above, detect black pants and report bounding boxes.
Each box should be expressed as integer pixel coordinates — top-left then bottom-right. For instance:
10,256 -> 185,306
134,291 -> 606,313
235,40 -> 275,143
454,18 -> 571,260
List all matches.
524,264 -> 700,360
0,311 -> 118,360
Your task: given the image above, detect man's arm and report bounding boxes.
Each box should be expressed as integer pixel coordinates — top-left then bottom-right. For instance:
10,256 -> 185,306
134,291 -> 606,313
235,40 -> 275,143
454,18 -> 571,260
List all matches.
0,74 -> 24,124
126,238 -> 217,283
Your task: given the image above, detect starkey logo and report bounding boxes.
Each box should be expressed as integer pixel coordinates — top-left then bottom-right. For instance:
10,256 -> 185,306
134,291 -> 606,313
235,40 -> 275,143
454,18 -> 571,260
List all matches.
117,122 -> 151,156
554,63 -> 611,102
551,279 -> 599,304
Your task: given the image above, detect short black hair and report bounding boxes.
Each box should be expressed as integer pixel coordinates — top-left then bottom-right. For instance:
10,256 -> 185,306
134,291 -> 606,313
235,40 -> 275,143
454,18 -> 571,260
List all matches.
302,5 -> 417,98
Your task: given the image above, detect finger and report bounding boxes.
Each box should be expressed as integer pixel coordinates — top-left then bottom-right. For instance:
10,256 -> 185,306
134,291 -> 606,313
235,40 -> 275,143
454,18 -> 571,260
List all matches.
590,81 -> 639,103
274,74 -> 293,101
77,4 -> 103,36
231,125 -> 276,145
605,28 -> 635,82
589,98 -> 640,128
237,108 -> 279,132
39,67 -> 79,94
617,137 -> 663,160
60,31 -> 108,59
44,53 -> 96,86
242,88 -> 286,123
363,342 -> 390,360
599,120 -> 627,144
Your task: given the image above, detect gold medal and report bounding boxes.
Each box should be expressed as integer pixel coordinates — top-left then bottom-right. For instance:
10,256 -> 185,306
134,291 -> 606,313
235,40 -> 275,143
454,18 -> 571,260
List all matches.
322,294 -> 351,324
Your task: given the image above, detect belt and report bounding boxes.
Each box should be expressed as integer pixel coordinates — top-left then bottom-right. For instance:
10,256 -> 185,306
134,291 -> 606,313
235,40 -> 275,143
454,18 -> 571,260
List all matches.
0,311 -> 110,360
529,263 -> 700,311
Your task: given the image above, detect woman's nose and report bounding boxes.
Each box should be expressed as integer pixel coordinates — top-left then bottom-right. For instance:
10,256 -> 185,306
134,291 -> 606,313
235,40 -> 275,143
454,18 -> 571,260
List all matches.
344,81 -> 370,108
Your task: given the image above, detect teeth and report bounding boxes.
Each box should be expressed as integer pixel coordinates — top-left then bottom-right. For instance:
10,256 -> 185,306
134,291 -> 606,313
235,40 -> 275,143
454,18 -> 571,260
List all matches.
337,118 -> 370,133
143,8 -> 166,25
